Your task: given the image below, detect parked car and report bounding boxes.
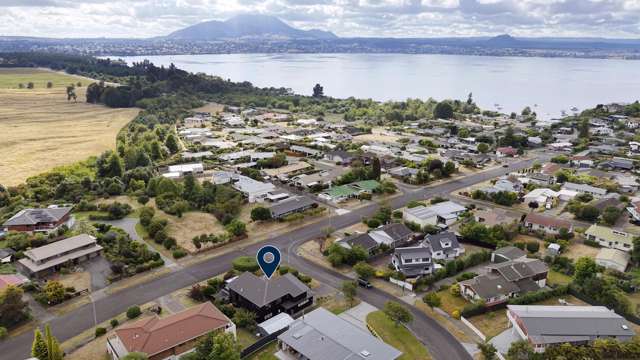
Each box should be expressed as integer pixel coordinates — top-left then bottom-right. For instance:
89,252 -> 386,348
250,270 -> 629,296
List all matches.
357,278 -> 372,288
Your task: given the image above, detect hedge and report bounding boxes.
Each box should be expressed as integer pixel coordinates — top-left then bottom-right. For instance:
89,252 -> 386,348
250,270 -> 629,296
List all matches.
232,256 -> 259,272
507,285 -> 568,305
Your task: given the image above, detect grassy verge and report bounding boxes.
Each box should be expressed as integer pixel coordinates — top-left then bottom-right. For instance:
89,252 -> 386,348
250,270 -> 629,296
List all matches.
366,311 -> 431,360
434,290 -> 469,316
547,270 -> 572,286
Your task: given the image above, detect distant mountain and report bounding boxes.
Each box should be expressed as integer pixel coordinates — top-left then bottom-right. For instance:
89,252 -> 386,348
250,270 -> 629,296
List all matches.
167,14 -> 337,40
486,34 -> 521,46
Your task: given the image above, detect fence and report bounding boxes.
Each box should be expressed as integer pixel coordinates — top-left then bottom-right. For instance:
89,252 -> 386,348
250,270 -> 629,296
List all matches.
389,277 -> 413,291
240,327 -> 288,359
460,316 -> 486,341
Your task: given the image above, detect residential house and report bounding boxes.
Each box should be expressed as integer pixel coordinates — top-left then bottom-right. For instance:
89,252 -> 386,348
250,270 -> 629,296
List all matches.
548,142 -> 573,151
460,259 -> 548,306
569,156 -> 594,169
262,162 -> 312,181
599,157 -> 634,171
290,168 -> 347,189
0,248 -> 16,263
613,174 -> 639,193
231,176 -> 276,203
527,173 -> 555,186
528,137 -> 543,147
268,196 -> 317,220
3,206 -> 73,234
278,307 -> 401,360
491,246 -> 527,263
324,150 -> 357,165
162,163 -> 204,179
524,213 -> 573,235
402,201 -> 466,228
483,178 -> 523,194
474,208 -> 518,227
369,223 -> 414,248
183,116 -> 209,128
392,246 -> 434,278
337,233 -> 379,256
0,274 -> 28,292
388,166 -> 419,181
227,272 -> 313,322
561,182 -> 607,198
107,302 -> 235,360
424,232 -> 464,260
596,248 -> 630,272
256,312 -> 294,337
318,180 -> 381,203
289,145 -> 322,158
496,146 -> 518,158
584,224 -> 633,252
16,234 -> 103,278
523,188 -> 559,208
506,305 -> 635,353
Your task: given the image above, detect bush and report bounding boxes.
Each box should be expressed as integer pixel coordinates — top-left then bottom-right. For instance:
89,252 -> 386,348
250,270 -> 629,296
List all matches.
126,306 -> 142,319
509,286 -> 569,305
526,241 -> 540,253
583,238 -> 600,248
461,302 -> 487,317
0,327 -> 7,340
172,249 -> 187,259
110,319 -> 119,328
451,309 -> 461,319
162,237 -> 177,250
232,256 -> 259,272
137,195 -> 149,205
250,207 -> 272,221
423,292 -> 441,308
95,327 -> 107,337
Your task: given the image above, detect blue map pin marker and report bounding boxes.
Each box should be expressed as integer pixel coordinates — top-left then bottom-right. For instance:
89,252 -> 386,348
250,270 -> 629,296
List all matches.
256,245 -> 281,279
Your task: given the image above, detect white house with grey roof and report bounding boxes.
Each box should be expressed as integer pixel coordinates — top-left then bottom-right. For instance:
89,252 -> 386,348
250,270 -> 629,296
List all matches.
424,232 -> 465,260
561,182 -> 607,198
402,201 -> 466,229
506,305 -> 636,353
211,171 -> 276,203
277,307 -> 402,360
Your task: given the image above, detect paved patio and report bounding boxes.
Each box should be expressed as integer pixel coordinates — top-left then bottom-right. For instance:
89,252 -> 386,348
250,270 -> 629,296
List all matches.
490,327 -> 521,355
338,301 -> 377,331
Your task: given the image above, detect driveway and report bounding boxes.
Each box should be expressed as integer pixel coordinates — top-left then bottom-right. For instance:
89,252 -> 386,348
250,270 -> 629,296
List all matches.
339,301 -> 377,331
490,327 -> 520,355
83,256 -> 112,291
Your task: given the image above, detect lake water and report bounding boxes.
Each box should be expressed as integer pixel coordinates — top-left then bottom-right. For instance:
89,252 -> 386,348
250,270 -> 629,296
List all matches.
118,53 -> 640,119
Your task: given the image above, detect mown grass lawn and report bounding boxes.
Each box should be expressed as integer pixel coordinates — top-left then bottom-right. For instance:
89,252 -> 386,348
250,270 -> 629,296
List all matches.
247,341 -> 278,360
434,290 -> 469,316
547,269 -> 572,286
366,311 -> 431,360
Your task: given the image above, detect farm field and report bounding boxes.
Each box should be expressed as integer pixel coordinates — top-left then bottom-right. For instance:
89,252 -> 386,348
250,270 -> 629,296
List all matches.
0,68 -> 139,186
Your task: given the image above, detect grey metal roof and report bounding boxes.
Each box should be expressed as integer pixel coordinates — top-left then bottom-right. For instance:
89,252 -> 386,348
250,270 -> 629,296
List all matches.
377,223 -> 413,241
3,207 -> 72,226
460,274 -> 520,299
24,234 -> 97,262
339,233 -> 379,251
508,305 -> 636,343
493,246 -> 526,261
394,246 -> 432,259
404,201 -> 465,220
424,232 -> 460,253
268,196 -> 316,218
228,272 -> 310,308
278,307 -> 402,360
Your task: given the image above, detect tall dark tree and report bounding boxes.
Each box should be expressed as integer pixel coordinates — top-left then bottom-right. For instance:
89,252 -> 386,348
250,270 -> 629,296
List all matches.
434,101 -> 454,119
165,134 -> 179,154
312,83 -> 324,98
371,157 -> 381,180
578,118 -> 590,139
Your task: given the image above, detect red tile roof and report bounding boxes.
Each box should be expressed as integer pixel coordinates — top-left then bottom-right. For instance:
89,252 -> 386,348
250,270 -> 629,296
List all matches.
114,302 -> 232,357
0,274 -> 28,291
497,147 -> 518,155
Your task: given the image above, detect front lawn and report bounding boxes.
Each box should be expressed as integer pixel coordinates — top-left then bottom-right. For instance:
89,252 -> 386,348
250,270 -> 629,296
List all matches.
247,341 -> 278,360
366,311 -> 431,360
434,290 -> 469,316
547,270 -> 572,286
467,310 -> 509,339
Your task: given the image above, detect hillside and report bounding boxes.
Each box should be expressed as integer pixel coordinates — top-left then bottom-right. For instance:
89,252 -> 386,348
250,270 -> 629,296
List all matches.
167,14 -> 337,40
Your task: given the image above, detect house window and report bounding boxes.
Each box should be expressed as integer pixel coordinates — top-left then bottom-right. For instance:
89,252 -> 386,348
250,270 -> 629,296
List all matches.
404,258 -> 413,263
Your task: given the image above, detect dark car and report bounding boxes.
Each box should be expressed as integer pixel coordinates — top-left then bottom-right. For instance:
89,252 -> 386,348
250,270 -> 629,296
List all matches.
357,278 -> 372,288
502,164 -> 509,168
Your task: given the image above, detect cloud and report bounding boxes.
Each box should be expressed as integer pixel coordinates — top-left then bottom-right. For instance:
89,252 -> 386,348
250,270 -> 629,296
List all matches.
0,0 -> 639,38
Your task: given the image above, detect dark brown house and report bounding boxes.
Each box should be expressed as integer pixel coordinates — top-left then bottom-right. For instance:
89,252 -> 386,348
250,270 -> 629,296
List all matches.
2,207 -> 73,233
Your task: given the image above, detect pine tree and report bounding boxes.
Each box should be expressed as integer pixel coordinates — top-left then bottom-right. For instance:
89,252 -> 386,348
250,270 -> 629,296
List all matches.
31,329 -> 48,360
44,324 -> 63,360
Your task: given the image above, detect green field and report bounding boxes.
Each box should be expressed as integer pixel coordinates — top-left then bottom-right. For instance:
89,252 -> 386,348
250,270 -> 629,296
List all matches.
366,311 -> 431,360
0,67 -> 94,89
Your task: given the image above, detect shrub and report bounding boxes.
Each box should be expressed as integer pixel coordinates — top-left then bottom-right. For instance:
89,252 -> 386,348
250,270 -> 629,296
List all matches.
0,327 -> 7,340
162,237 -> 177,250
250,207 -> 272,221
232,256 -> 259,272
110,319 -> 119,328
126,306 -> 141,319
461,302 -> 486,317
526,241 -> 540,253
451,309 -> 461,319
423,292 -> 441,308
95,327 -> 107,337
583,238 -> 600,248
172,249 -> 187,259
137,195 -> 149,205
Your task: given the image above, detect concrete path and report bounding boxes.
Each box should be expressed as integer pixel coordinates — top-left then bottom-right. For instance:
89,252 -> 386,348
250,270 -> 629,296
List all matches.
491,328 -> 520,355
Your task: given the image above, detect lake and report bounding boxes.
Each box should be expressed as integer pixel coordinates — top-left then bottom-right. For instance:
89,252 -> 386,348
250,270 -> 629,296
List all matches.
117,53 -> 640,119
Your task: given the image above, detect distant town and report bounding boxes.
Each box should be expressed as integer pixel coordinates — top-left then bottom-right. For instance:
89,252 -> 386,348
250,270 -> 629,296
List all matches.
1,52 -> 640,360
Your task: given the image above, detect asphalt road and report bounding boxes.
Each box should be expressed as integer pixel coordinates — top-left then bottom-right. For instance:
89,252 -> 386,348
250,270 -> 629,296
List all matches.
0,159 -> 534,360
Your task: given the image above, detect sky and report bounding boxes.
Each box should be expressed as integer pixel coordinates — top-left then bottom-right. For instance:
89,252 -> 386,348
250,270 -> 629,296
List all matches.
1,0 -> 640,39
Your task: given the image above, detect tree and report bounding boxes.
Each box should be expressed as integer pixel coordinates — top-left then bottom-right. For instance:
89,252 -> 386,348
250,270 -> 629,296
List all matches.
27,82 -> 34,89
66,85 -> 77,102
165,134 -> 179,154
122,353 -> 149,360
105,152 -> 124,178
575,257 -> 598,285
478,342 -> 497,360
477,142 -> 489,154
232,308 -> 256,330
602,206 -> 622,226
342,281 -> 357,306
578,118 -> 590,139
225,219 -> 247,237
528,201 -> 539,211
506,340 -> 536,360
31,328 -> 48,360
422,292 -> 441,309
250,206 -> 272,221
44,324 -> 63,360
210,332 -> 241,360
0,285 -> 29,327
312,83 -> 324,97
354,262 -> 376,280
521,106 -> 532,116
371,157 -> 381,180
577,205 -> 600,222
43,281 -> 66,305
383,301 -> 413,327
632,237 -> 640,265
126,306 -> 142,319
46,81 -> 53,88
434,102 -> 454,119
